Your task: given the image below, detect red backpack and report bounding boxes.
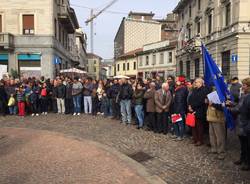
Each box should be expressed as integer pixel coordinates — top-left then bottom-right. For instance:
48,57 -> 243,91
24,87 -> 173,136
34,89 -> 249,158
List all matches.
41,88 -> 47,97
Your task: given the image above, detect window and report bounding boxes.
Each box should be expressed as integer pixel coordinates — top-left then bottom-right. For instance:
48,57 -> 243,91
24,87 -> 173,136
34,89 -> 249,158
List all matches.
117,64 -> 120,71
146,56 -> 149,65
123,63 -> 125,71
168,52 -> 173,63
225,3 -> 231,27
197,21 -> 200,34
0,15 -> 2,32
23,15 -> 34,35
208,14 -> 212,34
195,59 -> 200,77
133,62 -> 136,70
86,67 -> 88,72
186,60 -> 190,79
198,0 -> 201,10
180,60 -> 183,75
54,19 -> 57,39
152,54 -> 156,65
94,60 -> 96,64
188,27 -> 192,39
189,5 -> 192,18
160,53 -> 164,64
139,56 -> 143,66
94,67 -> 96,72
127,62 -> 129,70
222,51 -> 230,79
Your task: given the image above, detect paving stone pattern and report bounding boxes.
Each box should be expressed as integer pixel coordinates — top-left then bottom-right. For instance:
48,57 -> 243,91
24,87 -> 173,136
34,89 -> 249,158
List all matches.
0,114 -> 249,184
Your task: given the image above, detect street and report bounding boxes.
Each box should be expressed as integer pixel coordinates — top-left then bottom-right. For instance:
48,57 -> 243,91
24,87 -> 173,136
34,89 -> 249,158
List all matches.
0,114 -> 249,184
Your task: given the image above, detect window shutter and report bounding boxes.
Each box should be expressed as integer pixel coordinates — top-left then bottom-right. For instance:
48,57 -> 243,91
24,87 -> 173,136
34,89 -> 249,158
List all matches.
23,15 -> 34,34
0,15 -> 2,32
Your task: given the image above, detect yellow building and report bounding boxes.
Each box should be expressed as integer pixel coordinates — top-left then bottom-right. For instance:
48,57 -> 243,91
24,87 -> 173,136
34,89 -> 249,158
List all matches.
115,49 -> 142,78
87,53 -> 102,80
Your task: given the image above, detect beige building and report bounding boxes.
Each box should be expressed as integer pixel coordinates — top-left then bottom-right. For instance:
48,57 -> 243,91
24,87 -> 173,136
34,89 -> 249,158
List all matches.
115,48 -> 142,78
75,28 -> 88,69
137,40 -> 177,79
87,53 -> 102,80
114,12 -> 162,59
174,0 -> 250,80
0,0 -> 87,78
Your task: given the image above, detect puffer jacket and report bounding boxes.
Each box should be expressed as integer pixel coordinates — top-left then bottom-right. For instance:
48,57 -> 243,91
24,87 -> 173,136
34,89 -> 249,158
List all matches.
173,86 -> 188,114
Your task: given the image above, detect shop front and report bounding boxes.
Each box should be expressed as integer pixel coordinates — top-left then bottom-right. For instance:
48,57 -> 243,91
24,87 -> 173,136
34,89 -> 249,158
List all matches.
0,54 -> 8,79
18,53 -> 41,78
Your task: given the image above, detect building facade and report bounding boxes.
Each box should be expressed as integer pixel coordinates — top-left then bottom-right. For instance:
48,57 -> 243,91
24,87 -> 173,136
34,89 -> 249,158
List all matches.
0,0 -> 86,79
87,53 -> 102,80
115,49 -> 141,78
102,59 -> 115,79
75,28 -> 87,69
114,12 -> 162,59
174,0 -> 250,80
137,40 -> 177,79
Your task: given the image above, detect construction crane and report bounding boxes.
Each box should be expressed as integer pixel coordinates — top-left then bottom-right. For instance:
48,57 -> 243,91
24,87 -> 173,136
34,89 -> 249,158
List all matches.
85,0 -> 118,53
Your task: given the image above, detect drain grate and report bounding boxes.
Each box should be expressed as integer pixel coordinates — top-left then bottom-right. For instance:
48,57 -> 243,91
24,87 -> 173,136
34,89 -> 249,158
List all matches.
127,151 -> 154,163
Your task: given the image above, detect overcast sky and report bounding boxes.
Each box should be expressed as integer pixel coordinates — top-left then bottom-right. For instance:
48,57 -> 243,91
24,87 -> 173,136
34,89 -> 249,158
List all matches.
71,0 -> 180,59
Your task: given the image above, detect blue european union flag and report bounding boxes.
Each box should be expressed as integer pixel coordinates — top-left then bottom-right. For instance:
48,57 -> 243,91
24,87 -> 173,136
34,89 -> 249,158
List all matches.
202,44 -> 235,129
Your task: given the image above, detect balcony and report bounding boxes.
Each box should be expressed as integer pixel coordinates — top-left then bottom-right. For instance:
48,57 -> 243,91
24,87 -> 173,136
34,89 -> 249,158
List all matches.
58,5 -> 79,33
0,33 -> 14,50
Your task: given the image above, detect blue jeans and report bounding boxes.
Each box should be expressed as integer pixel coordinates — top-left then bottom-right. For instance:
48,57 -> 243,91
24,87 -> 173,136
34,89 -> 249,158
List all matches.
9,106 -> 17,115
135,105 -> 144,127
84,96 -> 92,114
120,99 -> 132,123
174,114 -> 185,138
73,94 -> 82,113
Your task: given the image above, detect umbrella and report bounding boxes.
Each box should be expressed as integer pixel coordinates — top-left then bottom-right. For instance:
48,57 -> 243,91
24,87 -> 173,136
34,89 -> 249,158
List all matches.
60,68 -> 86,74
113,75 -> 130,79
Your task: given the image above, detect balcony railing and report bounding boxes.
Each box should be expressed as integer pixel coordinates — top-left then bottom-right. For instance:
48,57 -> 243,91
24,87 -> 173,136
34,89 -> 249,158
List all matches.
0,33 -> 14,50
58,4 -> 79,33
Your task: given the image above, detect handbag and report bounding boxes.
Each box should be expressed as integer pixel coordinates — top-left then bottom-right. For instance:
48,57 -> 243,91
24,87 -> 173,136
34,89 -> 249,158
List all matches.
171,114 -> 182,123
186,113 -> 195,127
207,106 -> 225,123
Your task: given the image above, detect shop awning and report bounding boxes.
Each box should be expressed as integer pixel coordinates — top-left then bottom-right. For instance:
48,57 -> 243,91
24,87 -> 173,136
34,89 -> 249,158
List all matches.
18,54 -> 41,61
0,54 -> 8,61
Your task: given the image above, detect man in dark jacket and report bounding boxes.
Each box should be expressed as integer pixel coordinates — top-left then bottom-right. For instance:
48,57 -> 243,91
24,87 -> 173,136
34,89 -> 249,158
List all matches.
188,78 -> 209,146
119,78 -> 133,124
65,78 -> 73,114
55,79 -> 66,114
110,79 -> 120,120
0,80 -> 7,116
230,77 -> 242,103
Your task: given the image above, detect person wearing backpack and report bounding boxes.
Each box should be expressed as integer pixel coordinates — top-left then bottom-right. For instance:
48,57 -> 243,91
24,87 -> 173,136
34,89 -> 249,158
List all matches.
40,82 -> 48,115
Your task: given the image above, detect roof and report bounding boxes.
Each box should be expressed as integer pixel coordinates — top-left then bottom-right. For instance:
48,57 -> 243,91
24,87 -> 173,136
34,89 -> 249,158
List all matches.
128,11 -> 155,17
173,0 -> 189,13
118,48 -> 143,59
87,53 -> 103,60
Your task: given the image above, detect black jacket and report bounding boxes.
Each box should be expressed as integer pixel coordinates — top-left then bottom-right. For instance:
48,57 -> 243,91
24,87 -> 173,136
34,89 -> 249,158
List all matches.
65,83 -> 73,99
55,84 -> 66,99
119,83 -> 133,100
240,94 -> 250,133
110,84 -> 120,99
188,86 -> 209,121
173,86 -> 188,114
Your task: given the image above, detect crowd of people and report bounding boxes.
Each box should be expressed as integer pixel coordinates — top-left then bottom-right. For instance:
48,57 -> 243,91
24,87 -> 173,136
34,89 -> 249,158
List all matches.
0,74 -> 249,171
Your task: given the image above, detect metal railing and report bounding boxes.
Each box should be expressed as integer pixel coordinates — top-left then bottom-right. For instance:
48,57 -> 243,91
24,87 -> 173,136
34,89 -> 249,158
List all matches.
0,33 -> 14,49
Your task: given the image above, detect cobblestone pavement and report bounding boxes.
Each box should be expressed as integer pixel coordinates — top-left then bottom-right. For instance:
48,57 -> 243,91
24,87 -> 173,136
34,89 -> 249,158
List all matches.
0,114 -> 249,184
0,128 -> 154,184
